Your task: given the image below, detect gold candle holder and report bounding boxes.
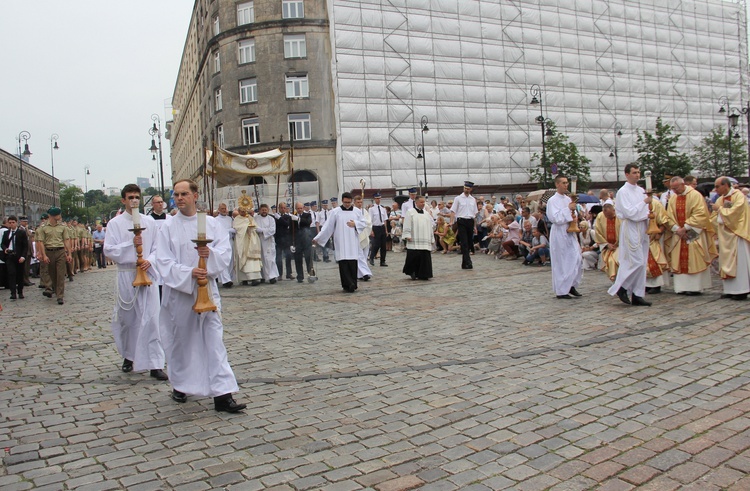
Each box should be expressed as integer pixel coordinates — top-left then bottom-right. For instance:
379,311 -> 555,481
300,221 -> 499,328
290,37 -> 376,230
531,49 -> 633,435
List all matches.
191,237 -> 217,314
566,194 -> 580,233
645,192 -> 662,235
129,226 -> 153,287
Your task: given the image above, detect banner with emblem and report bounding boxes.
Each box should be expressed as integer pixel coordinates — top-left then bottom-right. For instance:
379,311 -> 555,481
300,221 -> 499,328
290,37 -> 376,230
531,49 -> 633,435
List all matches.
205,146 -> 291,186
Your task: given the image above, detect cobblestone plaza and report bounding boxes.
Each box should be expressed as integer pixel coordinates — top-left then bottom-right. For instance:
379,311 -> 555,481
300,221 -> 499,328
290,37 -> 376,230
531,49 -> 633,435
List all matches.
1,252 -> 750,490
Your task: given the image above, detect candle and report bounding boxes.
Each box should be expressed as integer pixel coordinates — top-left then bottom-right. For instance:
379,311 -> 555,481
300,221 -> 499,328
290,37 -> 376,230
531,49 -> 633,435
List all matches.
132,209 -> 141,228
570,176 -> 577,194
644,171 -> 653,191
197,210 -> 207,238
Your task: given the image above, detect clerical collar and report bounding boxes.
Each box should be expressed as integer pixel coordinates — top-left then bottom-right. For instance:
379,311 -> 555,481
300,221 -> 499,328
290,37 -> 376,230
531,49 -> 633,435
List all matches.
341,206 -> 353,211
415,208 -> 424,214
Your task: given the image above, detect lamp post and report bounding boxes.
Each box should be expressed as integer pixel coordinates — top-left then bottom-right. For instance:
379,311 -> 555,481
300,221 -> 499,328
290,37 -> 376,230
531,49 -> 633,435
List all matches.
84,166 -> 90,223
50,134 -> 59,206
529,85 -> 553,188
149,114 -> 166,202
718,97 -> 745,176
16,131 -> 32,217
415,116 -> 429,196
609,122 -> 623,184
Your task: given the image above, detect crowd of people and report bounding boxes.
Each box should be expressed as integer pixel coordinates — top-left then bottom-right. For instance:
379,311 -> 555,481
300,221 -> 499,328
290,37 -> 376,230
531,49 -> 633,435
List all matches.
2,170 -> 748,414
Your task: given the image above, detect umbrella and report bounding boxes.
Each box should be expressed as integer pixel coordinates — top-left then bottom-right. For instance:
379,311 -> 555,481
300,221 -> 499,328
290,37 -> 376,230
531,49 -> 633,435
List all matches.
695,182 -> 713,198
577,193 -> 599,204
393,195 -> 410,206
526,189 -> 557,205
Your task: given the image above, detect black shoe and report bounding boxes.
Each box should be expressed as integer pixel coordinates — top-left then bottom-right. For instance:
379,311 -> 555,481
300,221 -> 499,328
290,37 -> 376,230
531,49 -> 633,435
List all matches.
150,369 -> 168,381
122,359 -> 133,373
569,287 -> 582,297
171,389 -> 187,403
410,272 -> 417,281
286,275 -> 293,280
647,286 -> 661,294
323,259 -> 331,263
251,280 -> 261,286
214,394 -> 246,413
556,294 -> 572,299
363,275 -> 371,281
380,263 -> 388,267
223,281 -> 233,288
24,282 -> 34,287
43,290 -> 53,298
269,278 -> 277,284
616,287 -> 631,305
38,284 -> 45,289
368,258 -> 374,266
632,295 -> 652,307
68,277 -> 73,282
9,294 -> 16,300
18,292 -> 24,299
684,291 -> 702,296
729,293 -> 748,301
297,278 -> 304,283
57,298 -> 64,305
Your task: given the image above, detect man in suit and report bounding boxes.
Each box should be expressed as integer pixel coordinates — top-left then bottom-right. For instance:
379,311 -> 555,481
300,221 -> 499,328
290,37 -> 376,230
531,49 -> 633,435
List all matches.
1,216 -> 29,300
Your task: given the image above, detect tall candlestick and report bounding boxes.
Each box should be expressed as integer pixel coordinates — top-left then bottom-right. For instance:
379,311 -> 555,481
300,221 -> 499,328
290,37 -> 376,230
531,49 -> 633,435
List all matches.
131,209 -> 141,228
197,210 -> 207,238
644,171 -> 653,191
570,176 -> 577,195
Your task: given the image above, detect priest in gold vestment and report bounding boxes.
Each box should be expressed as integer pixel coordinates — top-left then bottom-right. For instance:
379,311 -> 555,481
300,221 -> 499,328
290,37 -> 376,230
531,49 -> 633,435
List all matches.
594,204 -> 620,281
665,177 -> 717,295
645,198 -> 669,294
233,207 -> 263,286
712,176 -> 750,300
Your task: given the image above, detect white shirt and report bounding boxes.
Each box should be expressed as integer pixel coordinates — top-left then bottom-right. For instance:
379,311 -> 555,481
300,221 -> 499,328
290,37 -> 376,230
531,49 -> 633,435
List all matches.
369,204 -> 388,226
450,193 -> 478,219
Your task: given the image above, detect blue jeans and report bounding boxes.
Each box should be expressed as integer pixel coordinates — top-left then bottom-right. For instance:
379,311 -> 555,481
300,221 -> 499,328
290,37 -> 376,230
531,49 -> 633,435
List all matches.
526,247 -> 549,263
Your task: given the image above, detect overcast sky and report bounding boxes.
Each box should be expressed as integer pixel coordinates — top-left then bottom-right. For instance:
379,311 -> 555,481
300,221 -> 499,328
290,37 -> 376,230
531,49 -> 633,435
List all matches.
0,1 -> 192,194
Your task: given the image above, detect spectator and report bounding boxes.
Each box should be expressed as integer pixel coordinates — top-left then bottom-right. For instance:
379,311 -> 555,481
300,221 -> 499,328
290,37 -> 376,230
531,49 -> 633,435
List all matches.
578,221 -> 599,270
501,215 -> 522,259
523,227 -> 550,266
520,207 -> 538,230
518,221 -> 534,258
435,216 -> 457,253
486,215 -> 505,256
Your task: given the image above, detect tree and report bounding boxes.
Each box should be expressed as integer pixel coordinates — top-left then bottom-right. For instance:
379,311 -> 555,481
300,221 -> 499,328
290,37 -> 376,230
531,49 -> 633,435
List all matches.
529,121 -> 592,190
634,117 -> 692,190
691,126 -> 747,178
59,183 -> 86,221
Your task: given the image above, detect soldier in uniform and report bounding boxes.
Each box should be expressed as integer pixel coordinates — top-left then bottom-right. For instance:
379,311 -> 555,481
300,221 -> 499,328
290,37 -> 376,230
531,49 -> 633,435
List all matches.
36,207 -> 73,305
65,220 -> 77,281
37,213 -> 50,291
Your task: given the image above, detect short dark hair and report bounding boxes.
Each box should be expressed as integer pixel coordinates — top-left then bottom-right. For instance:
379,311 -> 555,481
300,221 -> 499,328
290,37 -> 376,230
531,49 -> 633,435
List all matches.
174,179 -> 199,193
624,163 -> 639,175
554,175 -> 568,184
341,192 -> 353,200
523,207 -> 530,214
7,215 -> 17,222
259,203 -> 269,209
121,184 -> 141,198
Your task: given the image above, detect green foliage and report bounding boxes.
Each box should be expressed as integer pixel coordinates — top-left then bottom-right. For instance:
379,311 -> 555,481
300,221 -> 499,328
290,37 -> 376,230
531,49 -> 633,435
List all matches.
634,118 -> 692,190
690,126 -> 747,178
59,183 -> 85,221
529,121 -> 591,190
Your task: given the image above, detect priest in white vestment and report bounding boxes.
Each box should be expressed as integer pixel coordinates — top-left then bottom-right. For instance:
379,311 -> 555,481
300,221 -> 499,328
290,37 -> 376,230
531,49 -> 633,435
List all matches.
313,192 -> 365,293
155,180 -> 246,413
546,175 -> 583,299
103,184 -> 167,379
607,164 -> 652,306
355,196 -> 373,281
713,176 -> 750,300
233,207 -> 262,285
255,204 -> 279,284
402,195 -> 435,280
215,202 -> 235,287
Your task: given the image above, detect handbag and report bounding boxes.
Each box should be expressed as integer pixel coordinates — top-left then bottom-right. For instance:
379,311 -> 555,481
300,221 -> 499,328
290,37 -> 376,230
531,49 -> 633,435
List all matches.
451,221 -> 459,233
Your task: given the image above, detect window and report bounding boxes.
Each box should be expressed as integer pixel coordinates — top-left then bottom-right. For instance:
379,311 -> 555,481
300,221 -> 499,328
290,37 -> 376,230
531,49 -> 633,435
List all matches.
282,0 -> 304,19
217,124 -> 225,147
213,51 -> 220,73
285,74 -> 309,98
288,113 -> 311,140
237,1 -> 254,25
239,78 -> 258,103
213,15 -> 220,35
238,39 -> 255,64
284,34 -> 306,58
242,118 -> 260,145
214,87 -> 222,112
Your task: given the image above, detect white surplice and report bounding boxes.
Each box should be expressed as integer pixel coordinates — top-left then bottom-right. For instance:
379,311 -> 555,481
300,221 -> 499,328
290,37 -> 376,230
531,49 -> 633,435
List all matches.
155,213 -> 239,398
254,214 -> 279,281
546,192 -> 583,295
608,182 -> 650,298
313,206 -> 365,261
103,212 -> 165,371
357,206 -> 373,278
718,207 -> 750,295
215,213 -> 235,284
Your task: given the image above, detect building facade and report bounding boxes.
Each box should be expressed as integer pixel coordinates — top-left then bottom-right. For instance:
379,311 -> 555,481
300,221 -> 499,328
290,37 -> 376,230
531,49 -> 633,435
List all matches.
0,147 -> 59,224
171,0 -> 748,196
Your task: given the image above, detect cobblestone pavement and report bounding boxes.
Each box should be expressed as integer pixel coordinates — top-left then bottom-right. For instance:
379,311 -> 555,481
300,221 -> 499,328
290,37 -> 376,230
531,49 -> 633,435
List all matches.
1,249 -> 750,490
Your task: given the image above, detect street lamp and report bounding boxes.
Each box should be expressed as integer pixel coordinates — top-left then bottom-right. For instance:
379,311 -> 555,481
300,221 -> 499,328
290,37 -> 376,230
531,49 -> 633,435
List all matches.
609,122 -> 623,184
149,114 -> 166,202
530,85 -> 553,188
16,131 -> 31,217
415,115 -> 429,196
84,166 -> 91,222
50,134 -> 59,206
718,97 -> 746,176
